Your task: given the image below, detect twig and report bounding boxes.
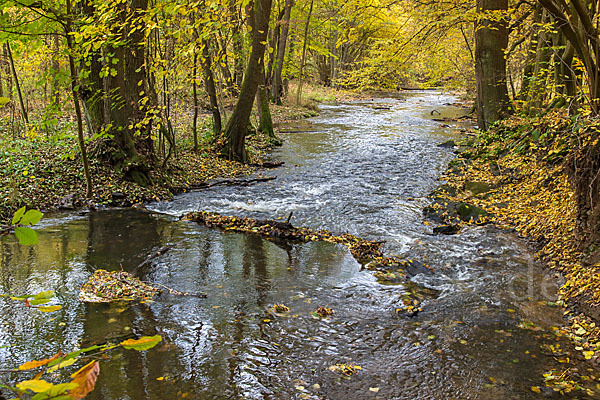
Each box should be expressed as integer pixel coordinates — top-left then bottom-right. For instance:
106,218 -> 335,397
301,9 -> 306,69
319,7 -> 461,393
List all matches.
132,245 -> 175,275
151,282 -> 207,298
187,176 -> 276,190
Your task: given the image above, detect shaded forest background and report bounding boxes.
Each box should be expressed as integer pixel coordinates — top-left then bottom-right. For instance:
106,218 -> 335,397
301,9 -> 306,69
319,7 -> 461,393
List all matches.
1,0 -> 600,246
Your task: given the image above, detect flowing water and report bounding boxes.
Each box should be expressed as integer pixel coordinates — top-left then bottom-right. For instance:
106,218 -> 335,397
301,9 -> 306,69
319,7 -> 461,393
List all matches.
0,92 -> 592,399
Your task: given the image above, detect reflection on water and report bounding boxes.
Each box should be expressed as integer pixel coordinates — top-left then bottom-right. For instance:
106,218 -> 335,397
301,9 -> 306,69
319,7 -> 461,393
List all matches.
0,92 -> 593,399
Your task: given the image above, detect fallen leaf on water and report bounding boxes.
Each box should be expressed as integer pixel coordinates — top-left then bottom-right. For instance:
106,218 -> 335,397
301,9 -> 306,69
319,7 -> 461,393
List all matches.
369,387 -> 380,393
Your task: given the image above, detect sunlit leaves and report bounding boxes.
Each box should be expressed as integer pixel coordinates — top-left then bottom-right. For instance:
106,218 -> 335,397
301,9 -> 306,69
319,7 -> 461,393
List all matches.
11,207 -> 43,245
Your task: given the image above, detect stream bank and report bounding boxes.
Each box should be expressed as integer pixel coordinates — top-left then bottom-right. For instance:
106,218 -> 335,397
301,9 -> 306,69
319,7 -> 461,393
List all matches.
429,110 -> 600,395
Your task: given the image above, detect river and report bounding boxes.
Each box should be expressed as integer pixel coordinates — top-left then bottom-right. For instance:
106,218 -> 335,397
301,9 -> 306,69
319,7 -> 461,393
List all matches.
0,92 -> 588,399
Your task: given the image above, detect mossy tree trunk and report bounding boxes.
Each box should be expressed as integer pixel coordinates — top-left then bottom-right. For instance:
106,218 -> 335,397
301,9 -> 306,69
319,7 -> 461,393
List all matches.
474,0 -> 511,131
256,59 -> 276,140
222,0 -> 272,162
81,0 -> 156,185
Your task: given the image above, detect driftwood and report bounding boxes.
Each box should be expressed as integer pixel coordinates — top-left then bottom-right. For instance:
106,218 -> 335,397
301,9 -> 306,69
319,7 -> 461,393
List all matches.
278,130 -> 320,134
250,161 -> 285,168
188,176 -> 276,190
132,244 -> 175,275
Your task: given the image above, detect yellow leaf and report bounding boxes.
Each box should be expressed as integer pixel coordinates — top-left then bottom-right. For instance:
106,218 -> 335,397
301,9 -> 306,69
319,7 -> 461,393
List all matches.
531,386 -> 541,393
47,357 -> 77,372
38,305 -> 62,312
16,379 -> 53,393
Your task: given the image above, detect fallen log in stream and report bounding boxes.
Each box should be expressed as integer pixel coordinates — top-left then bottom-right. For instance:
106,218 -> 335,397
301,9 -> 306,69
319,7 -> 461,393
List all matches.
183,211 -> 429,316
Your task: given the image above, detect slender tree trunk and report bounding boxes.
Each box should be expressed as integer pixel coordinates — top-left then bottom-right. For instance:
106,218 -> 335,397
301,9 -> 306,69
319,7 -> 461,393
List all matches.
216,34 -> 235,94
0,48 -> 3,98
201,38 -> 222,139
3,44 -> 12,98
6,41 -> 28,128
223,0 -> 273,162
527,9 -> 552,113
232,0 -> 245,92
256,60 -> 276,139
51,33 -> 61,111
283,31 -> 295,96
192,50 -> 199,151
272,0 -> 293,104
474,0 -> 511,131
266,7 -> 285,88
296,0 -> 314,105
66,0 -> 93,199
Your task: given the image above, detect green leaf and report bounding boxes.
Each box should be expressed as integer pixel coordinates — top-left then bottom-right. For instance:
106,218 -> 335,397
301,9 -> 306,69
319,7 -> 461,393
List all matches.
12,206 -> 26,225
48,346 -> 102,367
47,357 -> 77,372
14,227 -> 38,245
29,299 -> 51,306
0,96 -> 10,109
20,209 -> 43,226
121,335 -> 162,351
33,291 -> 55,300
31,382 -> 78,400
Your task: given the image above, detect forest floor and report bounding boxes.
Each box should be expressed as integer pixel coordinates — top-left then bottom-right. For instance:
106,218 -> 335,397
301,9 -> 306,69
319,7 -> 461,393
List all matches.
0,83 -> 366,224
427,110 -> 600,393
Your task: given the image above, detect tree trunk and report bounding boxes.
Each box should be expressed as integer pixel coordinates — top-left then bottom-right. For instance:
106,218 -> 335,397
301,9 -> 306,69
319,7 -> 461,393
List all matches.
81,0 -> 156,185
201,38 -> 222,140
256,60 -> 276,140
232,0 -> 245,93
266,7 -> 285,88
51,33 -> 61,111
296,0 -> 314,105
6,41 -> 28,128
526,9 -> 552,114
2,44 -> 12,98
272,0 -> 293,104
66,0 -> 93,199
475,0 -> 511,131
223,0 -> 273,162
192,50 -> 199,151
